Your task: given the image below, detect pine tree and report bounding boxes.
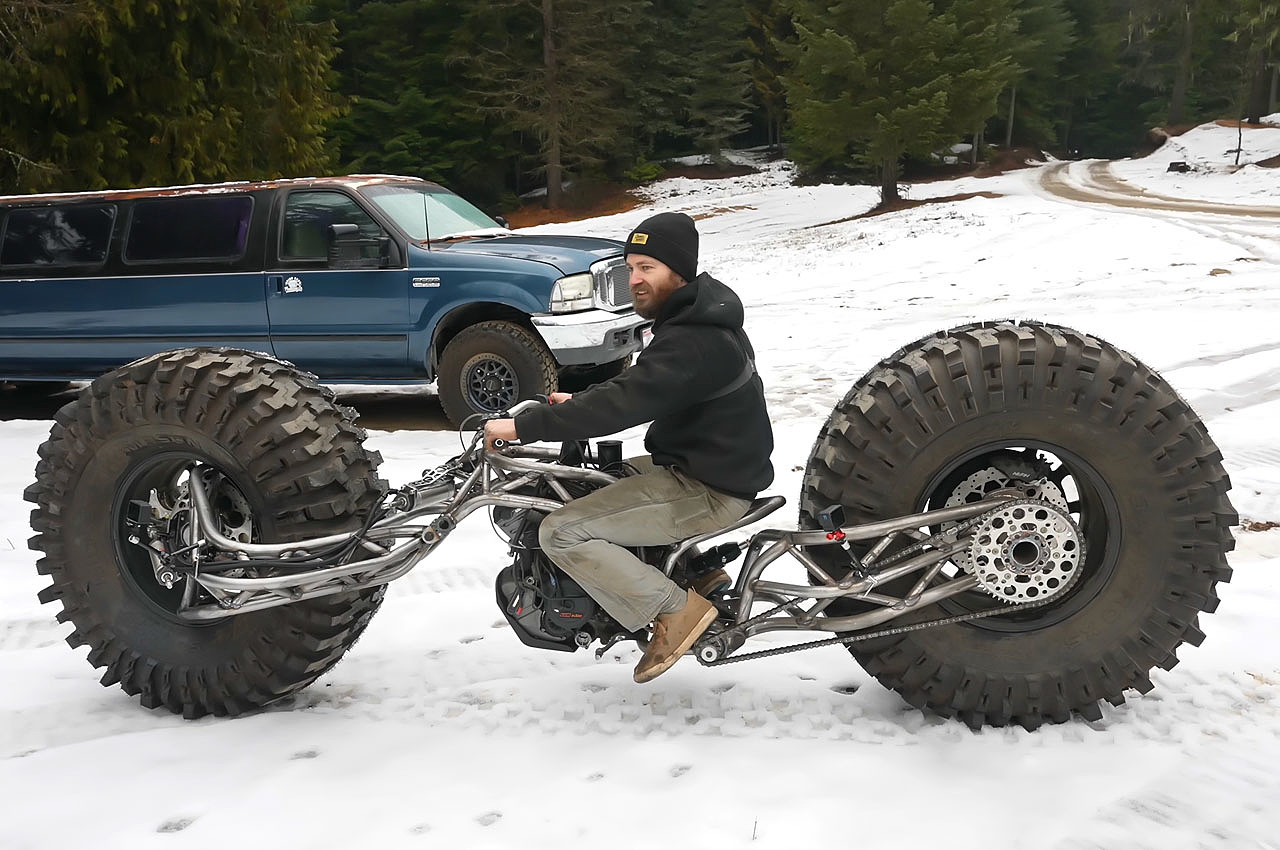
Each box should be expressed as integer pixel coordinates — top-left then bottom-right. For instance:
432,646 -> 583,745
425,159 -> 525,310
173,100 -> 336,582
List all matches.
458,0 -> 641,208
745,0 -> 794,150
997,0 -> 1075,148
0,0 -> 340,193
309,0 -> 510,204
941,0 -> 1020,159
683,0 -> 754,159
783,0 -> 1015,202
1231,0 -> 1279,121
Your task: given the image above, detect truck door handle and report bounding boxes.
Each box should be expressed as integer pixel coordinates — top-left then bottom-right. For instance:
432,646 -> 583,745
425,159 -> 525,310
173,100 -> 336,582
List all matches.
268,275 -> 284,294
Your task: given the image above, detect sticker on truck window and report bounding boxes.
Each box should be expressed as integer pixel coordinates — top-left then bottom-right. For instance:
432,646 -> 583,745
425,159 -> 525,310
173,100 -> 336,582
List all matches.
412,277 -> 441,288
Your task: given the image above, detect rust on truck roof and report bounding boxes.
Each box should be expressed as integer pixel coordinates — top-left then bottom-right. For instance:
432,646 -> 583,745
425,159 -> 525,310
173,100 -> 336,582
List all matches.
0,175 -> 439,206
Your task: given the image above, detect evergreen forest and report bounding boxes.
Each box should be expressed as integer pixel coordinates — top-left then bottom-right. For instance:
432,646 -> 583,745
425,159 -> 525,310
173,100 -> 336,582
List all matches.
2,0 -> 1277,207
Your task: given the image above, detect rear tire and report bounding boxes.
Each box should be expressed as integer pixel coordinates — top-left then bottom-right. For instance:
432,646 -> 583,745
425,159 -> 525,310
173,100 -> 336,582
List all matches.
437,320 -> 558,426
800,320 -> 1236,729
26,348 -> 387,718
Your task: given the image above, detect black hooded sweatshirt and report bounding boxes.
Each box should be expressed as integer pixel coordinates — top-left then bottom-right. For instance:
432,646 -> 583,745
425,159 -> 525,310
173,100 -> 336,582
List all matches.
514,273 -> 774,499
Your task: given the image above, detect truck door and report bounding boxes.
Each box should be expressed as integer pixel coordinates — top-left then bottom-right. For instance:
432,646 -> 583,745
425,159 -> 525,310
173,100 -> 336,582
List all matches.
265,189 -> 409,377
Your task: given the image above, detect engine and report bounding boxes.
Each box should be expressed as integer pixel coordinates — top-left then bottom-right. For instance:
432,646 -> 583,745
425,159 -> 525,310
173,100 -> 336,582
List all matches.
493,513 -> 606,652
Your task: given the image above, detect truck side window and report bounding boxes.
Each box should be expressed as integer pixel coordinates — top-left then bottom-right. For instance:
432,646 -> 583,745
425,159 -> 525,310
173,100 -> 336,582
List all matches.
125,196 -> 252,262
282,192 -> 385,265
1,205 -> 116,268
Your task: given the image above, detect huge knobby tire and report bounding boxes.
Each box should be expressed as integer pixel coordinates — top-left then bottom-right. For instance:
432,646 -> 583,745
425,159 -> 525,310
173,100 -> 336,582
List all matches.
25,348 -> 387,718
800,320 -> 1236,729
437,320 -> 558,426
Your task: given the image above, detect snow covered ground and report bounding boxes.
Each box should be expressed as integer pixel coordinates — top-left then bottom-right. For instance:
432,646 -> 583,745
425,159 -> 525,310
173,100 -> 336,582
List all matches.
1110,113 -> 1280,205
3,122 -> 1280,850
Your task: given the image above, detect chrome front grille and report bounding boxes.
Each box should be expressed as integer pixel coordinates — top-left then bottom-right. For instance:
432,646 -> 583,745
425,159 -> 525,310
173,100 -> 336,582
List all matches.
593,258 -> 632,311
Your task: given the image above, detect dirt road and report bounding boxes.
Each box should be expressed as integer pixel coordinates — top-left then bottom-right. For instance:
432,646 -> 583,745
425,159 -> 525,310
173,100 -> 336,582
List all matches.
1039,161 -> 1280,219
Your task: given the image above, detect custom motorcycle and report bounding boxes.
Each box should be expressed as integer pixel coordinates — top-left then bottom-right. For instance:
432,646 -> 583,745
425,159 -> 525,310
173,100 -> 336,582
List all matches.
26,319 -> 1236,728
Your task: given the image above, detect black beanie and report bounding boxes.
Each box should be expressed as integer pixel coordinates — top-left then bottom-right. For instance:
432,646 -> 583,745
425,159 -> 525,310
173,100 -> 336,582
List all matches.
623,212 -> 698,282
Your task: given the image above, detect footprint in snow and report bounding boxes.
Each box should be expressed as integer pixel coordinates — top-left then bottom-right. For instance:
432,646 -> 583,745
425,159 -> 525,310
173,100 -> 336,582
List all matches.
586,772 -> 605,782
157,817 -> 195,833
459,635 -> 484,644
831,683 -> 860,695
670,765 -> 691,778
290,749 -> 319,760
476,812 -> 502,827
410,824 -> 432,835
580,683 -> 608,693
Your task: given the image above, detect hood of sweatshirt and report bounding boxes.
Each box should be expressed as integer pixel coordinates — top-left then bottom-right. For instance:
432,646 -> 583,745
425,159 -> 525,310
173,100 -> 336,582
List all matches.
652,273 -> 744,333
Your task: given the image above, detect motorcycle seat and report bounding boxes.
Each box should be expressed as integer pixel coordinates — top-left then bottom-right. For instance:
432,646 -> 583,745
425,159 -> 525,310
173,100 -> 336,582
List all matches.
662,495 -> 786,576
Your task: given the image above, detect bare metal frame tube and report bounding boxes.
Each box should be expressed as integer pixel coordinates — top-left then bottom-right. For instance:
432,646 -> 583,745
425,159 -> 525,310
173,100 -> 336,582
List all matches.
172,450 -> 1013,644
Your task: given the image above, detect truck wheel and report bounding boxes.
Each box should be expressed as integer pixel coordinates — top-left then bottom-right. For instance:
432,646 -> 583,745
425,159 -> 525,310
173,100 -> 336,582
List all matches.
799,320 -> 1236,729
25,348 -> 387,718
437,320 -> 558,426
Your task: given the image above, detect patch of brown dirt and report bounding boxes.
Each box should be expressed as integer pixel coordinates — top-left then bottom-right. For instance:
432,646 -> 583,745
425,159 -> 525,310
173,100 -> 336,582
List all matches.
1162,122 -> 1200,137
905,146 -> 1047,183
812,191 -> 1003,227
1215,118 -> 1279,129
691,204 -> 755,221
504,187 -> 644,228
502,161 -> 759,228
1258,153 -> 1280,168
1243,519 -> 1280,532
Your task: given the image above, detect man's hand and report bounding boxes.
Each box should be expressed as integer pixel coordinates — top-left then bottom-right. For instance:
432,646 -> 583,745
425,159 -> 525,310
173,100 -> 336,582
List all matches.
549,392 -> 573,404
484,418 -> 518,450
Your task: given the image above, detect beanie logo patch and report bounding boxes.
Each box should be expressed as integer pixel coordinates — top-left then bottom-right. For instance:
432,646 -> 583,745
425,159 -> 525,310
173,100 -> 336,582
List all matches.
630,233 -> 649,245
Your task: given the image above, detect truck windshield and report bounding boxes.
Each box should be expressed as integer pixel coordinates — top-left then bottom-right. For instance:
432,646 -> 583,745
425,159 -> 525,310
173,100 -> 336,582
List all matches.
360,185 -> 506,242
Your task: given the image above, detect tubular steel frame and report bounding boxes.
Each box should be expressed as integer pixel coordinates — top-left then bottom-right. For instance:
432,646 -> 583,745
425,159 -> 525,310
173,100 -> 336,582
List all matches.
157,437 -> 1020,660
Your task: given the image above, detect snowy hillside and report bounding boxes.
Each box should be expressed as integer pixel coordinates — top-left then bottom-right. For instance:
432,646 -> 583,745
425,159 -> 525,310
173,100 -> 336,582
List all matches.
2,119 -> 1279,850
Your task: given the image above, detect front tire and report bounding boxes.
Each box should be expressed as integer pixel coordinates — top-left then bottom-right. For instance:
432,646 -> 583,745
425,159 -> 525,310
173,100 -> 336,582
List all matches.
437,320 -> 558,426
800,320 -> 1236,729
26,349 -> 387,718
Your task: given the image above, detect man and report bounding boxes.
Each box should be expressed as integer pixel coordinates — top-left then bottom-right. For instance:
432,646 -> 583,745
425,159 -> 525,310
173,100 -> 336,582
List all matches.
484,211 -> 773,683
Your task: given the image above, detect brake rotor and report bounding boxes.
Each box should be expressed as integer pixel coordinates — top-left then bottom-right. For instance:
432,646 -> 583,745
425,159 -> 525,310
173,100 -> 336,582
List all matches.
943,465 -> 1069,512
966,499 -> 1084,604
943,460 -> 1069,573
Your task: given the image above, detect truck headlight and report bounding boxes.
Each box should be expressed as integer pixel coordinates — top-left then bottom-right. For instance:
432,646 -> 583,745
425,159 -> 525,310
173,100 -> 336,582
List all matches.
550,273 -> 594,313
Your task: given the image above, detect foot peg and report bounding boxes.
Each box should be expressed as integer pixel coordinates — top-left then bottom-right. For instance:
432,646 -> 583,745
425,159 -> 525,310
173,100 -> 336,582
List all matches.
595,629 -> 645,660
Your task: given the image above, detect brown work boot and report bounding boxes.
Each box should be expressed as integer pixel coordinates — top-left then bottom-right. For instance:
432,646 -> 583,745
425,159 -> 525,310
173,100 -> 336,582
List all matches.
687,568 -> 731,597
633,591 -> 717,684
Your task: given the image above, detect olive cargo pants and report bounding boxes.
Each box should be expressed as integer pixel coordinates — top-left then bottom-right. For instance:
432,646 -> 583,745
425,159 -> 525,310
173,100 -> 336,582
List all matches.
538,456 -> 752,632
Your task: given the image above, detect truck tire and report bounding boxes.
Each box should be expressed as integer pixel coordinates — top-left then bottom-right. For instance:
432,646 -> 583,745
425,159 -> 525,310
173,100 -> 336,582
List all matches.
799,320 -> 1236,729
437,320 -> 558,426
25,348 -> 387,718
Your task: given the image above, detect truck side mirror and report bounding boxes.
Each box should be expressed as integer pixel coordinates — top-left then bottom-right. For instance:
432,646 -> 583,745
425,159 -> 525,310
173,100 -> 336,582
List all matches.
328,223 -> 360,242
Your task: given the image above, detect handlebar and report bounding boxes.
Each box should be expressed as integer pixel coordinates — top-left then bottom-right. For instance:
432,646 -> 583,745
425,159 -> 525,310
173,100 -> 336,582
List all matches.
505,398 -> 545,417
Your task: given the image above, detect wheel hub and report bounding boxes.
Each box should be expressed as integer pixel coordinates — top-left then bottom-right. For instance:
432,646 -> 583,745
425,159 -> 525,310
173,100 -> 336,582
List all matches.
465,356 -> 517,412
966,500 -> 1084,604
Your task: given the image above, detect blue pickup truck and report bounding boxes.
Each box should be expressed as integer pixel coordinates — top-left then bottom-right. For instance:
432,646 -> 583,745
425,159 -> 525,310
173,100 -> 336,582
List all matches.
0,175 -> 647,424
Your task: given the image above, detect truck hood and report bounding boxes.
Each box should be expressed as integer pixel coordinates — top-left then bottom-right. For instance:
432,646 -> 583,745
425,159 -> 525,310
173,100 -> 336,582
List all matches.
432,234 -> 623,274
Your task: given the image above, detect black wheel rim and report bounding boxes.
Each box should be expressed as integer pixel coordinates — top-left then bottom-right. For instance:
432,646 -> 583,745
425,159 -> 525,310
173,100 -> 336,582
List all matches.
916,440 -> 1122,633
463,353 -> 519,412
111,452 -> 255,626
